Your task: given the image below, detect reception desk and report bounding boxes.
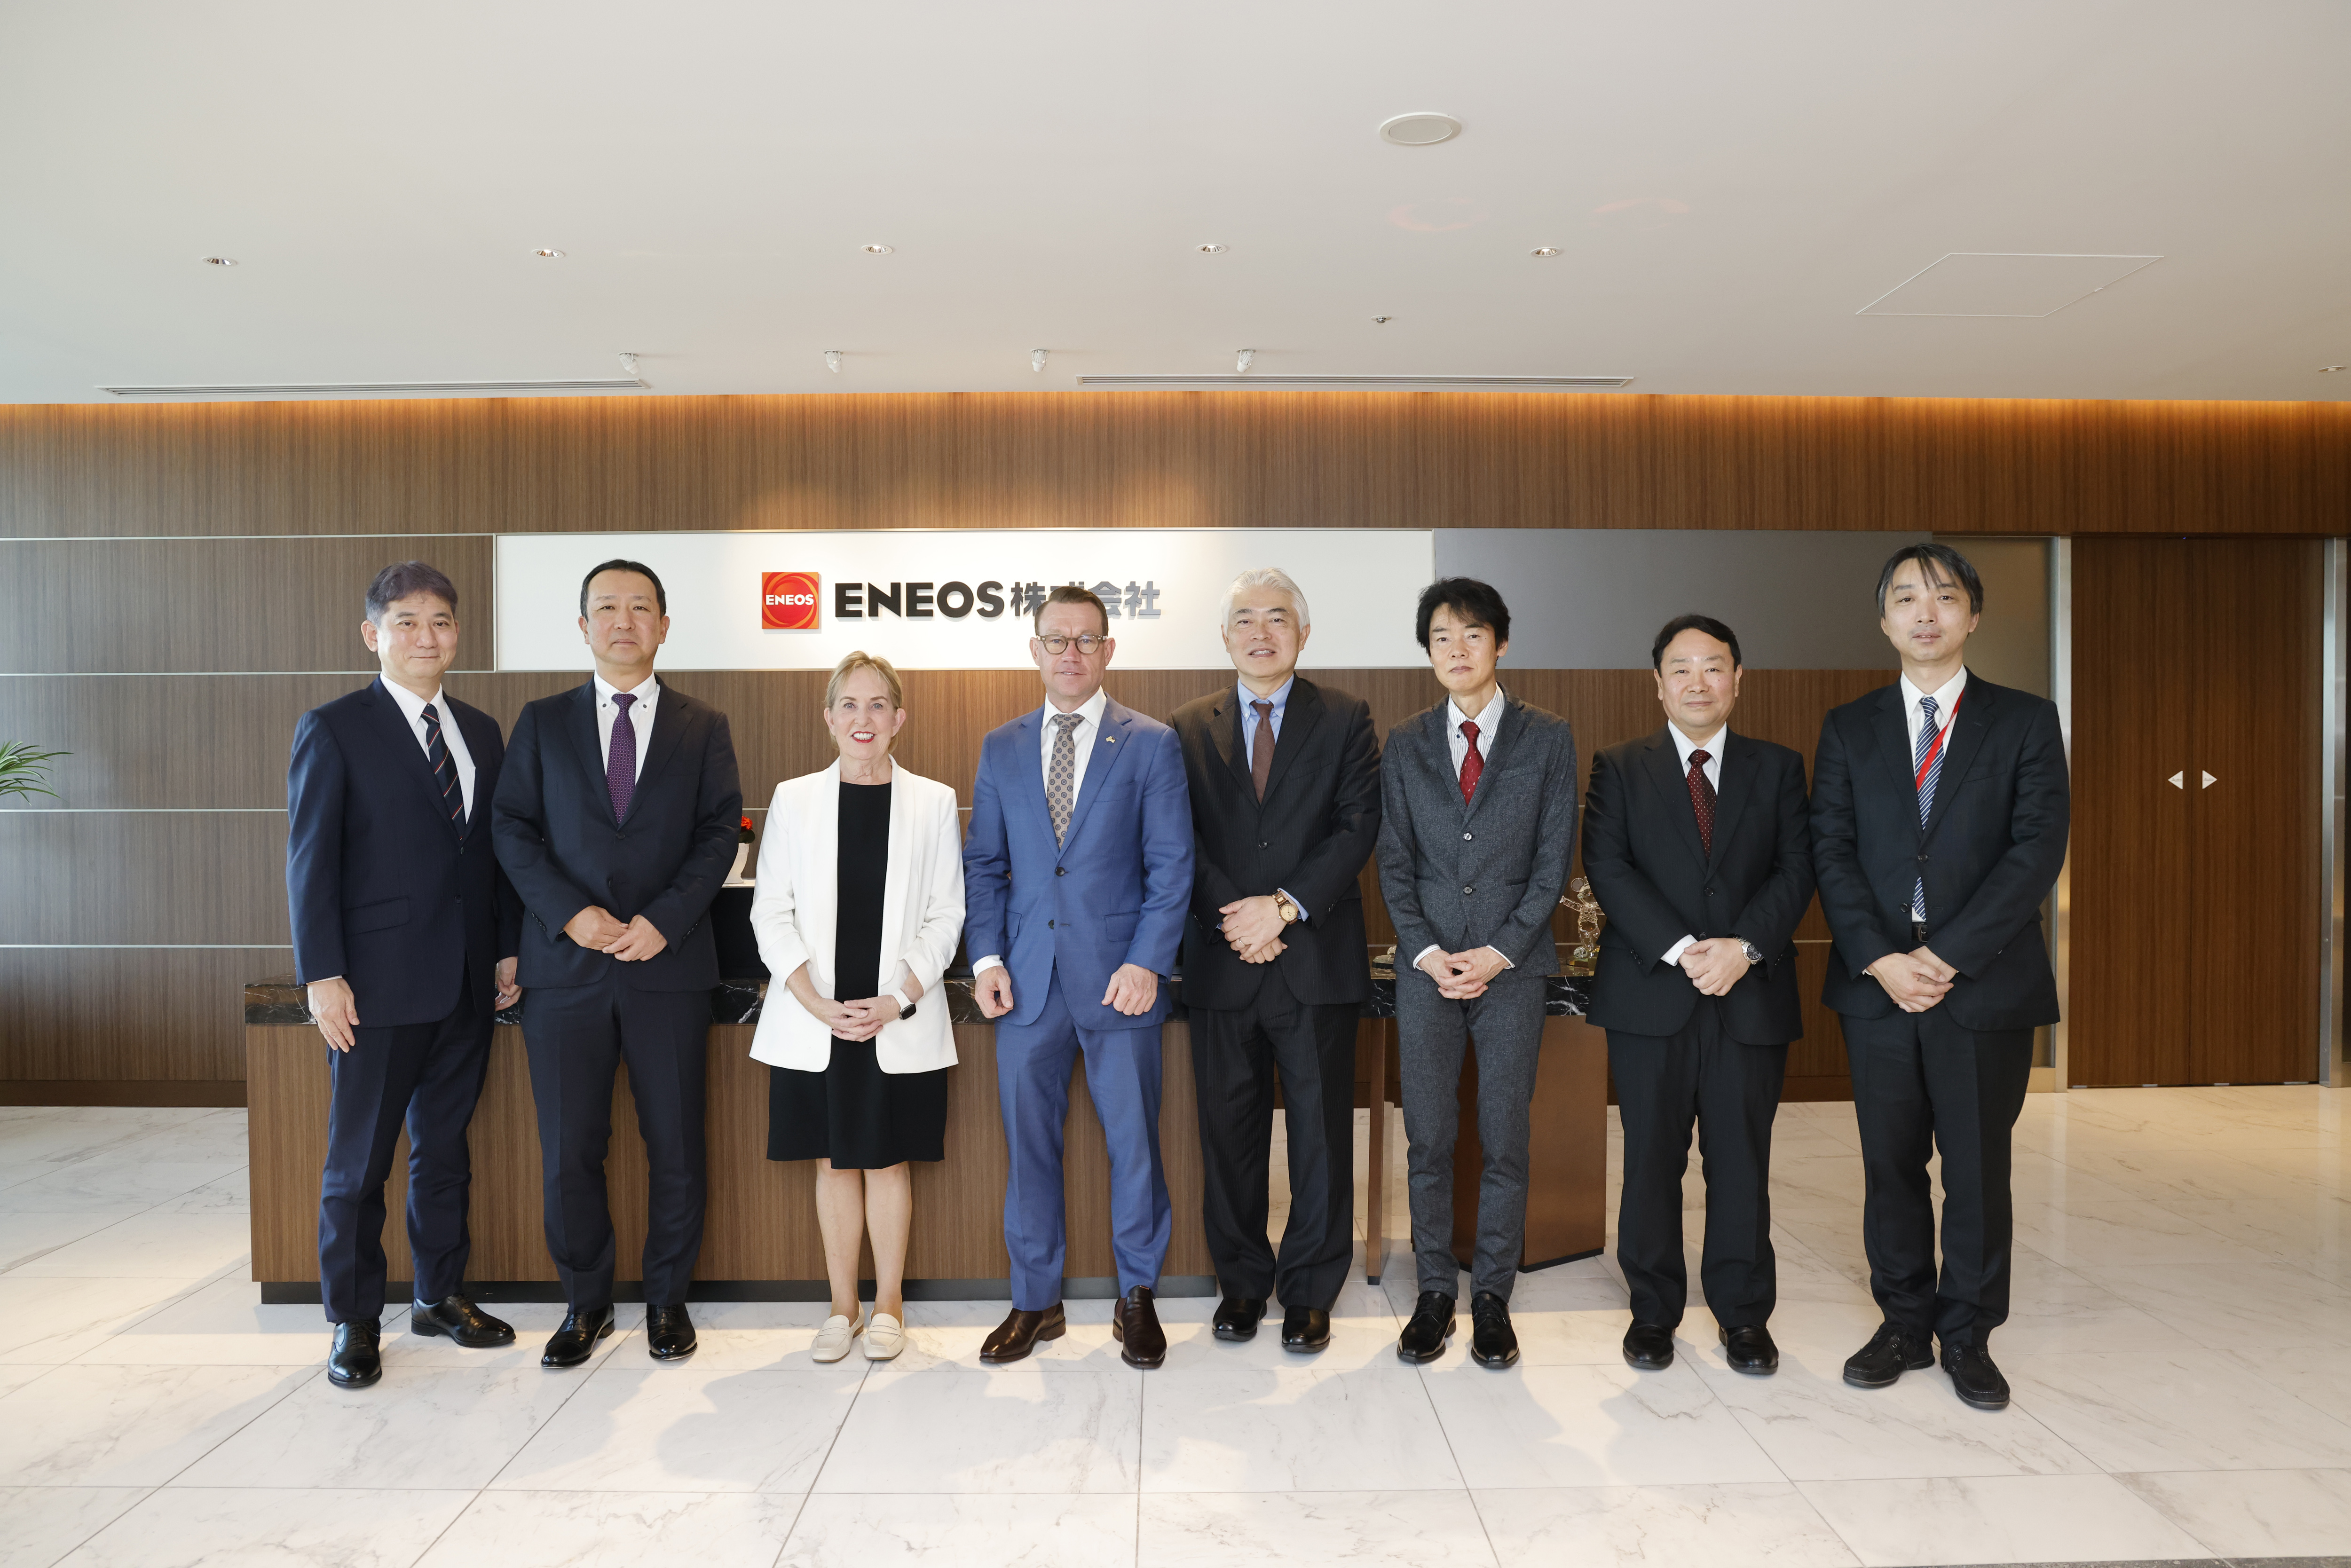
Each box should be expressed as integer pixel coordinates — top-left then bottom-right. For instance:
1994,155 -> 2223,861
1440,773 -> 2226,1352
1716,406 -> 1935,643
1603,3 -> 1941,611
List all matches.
245,968 -> 1606,1302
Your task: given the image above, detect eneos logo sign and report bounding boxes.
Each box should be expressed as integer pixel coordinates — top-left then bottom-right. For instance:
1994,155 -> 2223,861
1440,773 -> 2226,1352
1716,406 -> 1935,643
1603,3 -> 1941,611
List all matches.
761,571 -> 820,630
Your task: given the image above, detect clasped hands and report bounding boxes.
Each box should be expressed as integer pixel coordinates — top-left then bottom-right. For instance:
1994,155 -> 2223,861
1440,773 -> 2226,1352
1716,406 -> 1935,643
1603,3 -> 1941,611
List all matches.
1870,946 -> 1956,1013
794,969 -> 923,1041
1418,946 -> 1508,1001
564,905 -> 669,962
1676,938 -> 1750,997
1218,895 -> 1288,966
972,961 -> 1159,1020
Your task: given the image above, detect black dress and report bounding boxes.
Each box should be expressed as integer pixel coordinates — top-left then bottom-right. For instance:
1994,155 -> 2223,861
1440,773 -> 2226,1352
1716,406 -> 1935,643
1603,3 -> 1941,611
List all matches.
767,779 -> 951,1168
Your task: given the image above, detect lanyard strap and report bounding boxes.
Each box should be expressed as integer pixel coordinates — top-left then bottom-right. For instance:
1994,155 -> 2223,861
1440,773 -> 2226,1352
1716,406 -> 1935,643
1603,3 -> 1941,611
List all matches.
1914,689 -> 1962,791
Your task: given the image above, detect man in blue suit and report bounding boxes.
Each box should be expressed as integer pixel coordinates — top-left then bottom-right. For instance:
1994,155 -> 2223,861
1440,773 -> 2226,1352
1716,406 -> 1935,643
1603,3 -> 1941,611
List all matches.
287,561 -> 523,1390
964,584 -> 1193,1368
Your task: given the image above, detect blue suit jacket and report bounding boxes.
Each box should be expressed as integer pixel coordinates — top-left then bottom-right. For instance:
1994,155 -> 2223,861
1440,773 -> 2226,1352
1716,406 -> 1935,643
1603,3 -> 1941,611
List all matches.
962,696 -> 1193,1032
286,677 -> 522,1027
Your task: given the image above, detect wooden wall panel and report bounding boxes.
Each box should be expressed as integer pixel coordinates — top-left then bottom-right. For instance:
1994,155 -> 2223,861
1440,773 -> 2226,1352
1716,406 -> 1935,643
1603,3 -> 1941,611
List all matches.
0,536 -> 492,673
0,812 -> 287,945
5,393 -> 2344,540
0,948 -> 262,1080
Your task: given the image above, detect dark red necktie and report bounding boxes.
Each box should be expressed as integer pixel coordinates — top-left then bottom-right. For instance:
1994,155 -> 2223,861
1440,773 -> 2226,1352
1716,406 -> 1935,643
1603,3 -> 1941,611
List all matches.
1688,748 -> 1716,855
608,692 -> 638,822
1458,719 -> 1483,805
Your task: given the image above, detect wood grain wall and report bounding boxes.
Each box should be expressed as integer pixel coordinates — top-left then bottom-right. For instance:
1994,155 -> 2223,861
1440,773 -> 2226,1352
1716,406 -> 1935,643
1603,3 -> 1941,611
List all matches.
5,386 -> 2337,1097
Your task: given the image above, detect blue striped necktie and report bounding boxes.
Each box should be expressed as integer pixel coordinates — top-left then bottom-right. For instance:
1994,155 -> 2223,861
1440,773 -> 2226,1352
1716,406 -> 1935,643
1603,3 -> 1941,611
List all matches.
1911,694 -> 1943,921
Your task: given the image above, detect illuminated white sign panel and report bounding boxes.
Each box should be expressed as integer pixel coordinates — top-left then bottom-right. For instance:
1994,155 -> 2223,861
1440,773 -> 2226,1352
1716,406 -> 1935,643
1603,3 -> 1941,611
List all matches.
495,530 -> 1437,671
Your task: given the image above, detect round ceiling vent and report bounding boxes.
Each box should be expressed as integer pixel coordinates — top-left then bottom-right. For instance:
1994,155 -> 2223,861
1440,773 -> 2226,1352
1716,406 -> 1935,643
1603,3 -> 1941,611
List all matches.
1379,112 -> 1461,146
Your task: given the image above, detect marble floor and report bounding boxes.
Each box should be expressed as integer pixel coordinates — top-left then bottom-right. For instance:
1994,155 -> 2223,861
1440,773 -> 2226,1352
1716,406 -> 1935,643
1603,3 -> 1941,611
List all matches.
1,1088 -> 2349,1567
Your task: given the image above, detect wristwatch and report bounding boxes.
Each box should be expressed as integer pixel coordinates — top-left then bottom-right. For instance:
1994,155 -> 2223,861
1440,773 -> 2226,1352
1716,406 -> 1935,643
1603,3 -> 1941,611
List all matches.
1736,939 -> 1764,965
888,987 -> 917,1021
1274,892 -> 1300,924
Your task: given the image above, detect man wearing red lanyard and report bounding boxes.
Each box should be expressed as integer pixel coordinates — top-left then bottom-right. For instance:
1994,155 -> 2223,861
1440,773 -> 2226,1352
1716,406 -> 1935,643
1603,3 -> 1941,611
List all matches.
1810,544 -> 2069,1411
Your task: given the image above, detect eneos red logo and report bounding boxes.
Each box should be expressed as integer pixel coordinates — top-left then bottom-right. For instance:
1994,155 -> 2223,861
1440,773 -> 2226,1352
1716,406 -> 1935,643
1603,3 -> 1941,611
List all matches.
762,571 -> 820,630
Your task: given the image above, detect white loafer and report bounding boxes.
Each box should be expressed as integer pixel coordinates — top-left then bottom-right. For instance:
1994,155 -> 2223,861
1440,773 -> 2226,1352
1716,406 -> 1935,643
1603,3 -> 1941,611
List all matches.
812,1311 -> 864,1363
864,1312 -> 906,1360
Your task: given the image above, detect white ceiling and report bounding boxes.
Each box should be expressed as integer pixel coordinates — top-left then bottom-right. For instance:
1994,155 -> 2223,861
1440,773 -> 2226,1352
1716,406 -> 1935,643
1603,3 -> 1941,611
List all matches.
3,0 -> 2346,405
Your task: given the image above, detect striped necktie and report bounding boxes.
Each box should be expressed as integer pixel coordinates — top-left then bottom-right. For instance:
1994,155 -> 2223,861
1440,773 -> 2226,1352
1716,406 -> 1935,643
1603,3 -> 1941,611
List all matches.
420,702 -> 463,828
1911,694 -> 1946,921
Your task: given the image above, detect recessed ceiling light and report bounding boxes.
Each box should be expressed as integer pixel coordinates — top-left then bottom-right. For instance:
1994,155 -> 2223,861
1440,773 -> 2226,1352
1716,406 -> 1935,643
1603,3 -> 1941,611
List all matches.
533,248 -> 564,259
2323,365 -> 2347,372
862,243 -> 894,255
1379,112 -> 1461,146
1372,315 -> 1392,324
201,256 -> 237,267
1531,247 -> 1561,258
1197,242 -> 1227,254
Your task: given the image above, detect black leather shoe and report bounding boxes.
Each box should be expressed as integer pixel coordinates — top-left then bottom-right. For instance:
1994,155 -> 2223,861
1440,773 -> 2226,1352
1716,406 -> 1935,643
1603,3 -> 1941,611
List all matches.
540,1304 -> 615,1369
1622,1322 -> 1676,1371
1469,1291 -> 1520,1369
979,1304 -> 1065,1363
1719,1324 -> 1779,1375
1112,1287 -> 1167,1369
1397,1292 -> 1456,1363
1281,1305 -> 1331,1353
645,1304 -> 697,1360
1941,1342 -> 2011,1410
1212,1296 -> 1266,1342
327,1320 -> 381,1388
1842,1322 -> 1934,1388
409,1295 -> 515,1349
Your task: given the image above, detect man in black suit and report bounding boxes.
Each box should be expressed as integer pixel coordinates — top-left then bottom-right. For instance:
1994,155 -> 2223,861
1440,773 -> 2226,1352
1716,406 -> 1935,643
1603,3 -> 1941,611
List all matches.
492,559 -> 742,1368
1582,615 -> 1815,1379
287,560 -> 523,1389
1173,567 -> 1381,1354
1812,544 -> 2068,1410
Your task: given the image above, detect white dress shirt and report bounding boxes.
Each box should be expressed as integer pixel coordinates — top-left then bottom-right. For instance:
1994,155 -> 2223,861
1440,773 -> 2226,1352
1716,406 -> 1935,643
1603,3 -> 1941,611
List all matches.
594,672 -> 660,782
1658,725 -> 1725,967
381,679 -> 477,820
1414,686 -> 1514,976
974,686 -> 1111,977
1238,676 -> 1307,921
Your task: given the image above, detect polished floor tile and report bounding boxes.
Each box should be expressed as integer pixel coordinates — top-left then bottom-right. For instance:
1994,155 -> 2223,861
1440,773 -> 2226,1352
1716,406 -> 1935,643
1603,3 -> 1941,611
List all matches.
7,1208 -> 252,1279
1139,1489 -> 1499,1568
1421,1359 -> 1782,1488
1473,1482 -> 1860,1568
783,1492 -> 1137,1568
0,1208 -> 150,1272
2004,1347 -> 2351,1472
1142,1359 -> 1460,1492
0,1363 -> 311,1486
1797,1473 -> 2212,1565
60,1485 -> 473,1568
0,1486 -> 149,1568
815,1361 -> 1143,1493
417,1489 -> 799,1568
493,1363 -> 862,1493
0,1274 -> 205,1363
2118,1465 -> 2351,1558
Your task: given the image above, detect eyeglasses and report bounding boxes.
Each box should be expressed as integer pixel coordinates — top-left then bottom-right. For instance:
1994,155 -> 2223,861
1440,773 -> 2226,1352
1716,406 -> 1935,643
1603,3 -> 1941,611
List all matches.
1036,633 -> 1108,655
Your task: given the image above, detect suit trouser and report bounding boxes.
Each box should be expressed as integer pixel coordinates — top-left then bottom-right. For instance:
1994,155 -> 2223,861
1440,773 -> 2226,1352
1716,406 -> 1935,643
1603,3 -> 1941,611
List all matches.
522,971 -> 710,1309
1840,1006 -> 2033,1349
1607,1001 -> 1787,1331
318,976 -> 494,1324
1397,968 -> 1546,1301
995,968 -> 1172,1310
1189,966 -> 1359,1310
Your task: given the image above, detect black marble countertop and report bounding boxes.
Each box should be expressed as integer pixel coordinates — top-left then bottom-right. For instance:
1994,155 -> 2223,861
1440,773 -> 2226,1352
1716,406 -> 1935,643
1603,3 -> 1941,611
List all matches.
245,964 -> 1593,1029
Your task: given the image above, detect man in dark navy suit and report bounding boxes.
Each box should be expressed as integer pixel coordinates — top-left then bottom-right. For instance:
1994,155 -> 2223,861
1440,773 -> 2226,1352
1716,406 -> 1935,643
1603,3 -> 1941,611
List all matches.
1812,544 -> 2068,1411
288,560 -> 524,1390
492,559 -> 742,1369
1582,615 -> 1814,1379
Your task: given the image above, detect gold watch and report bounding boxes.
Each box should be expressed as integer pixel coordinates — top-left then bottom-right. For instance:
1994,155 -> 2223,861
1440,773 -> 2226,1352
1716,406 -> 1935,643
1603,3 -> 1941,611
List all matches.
1275,892 -> 1300,923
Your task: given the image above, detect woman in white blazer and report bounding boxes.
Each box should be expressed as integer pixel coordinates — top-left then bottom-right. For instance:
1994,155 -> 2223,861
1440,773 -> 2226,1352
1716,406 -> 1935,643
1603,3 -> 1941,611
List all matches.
749,652 -> 964,1362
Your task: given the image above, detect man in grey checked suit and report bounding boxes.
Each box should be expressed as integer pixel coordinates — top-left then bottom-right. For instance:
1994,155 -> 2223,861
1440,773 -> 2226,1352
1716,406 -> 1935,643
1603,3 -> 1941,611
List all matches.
1377,577 -> 1579,1368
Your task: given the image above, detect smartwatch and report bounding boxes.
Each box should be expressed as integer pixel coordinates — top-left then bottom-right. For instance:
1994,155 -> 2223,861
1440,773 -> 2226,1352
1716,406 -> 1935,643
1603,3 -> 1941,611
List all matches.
888,987 -> 917,1021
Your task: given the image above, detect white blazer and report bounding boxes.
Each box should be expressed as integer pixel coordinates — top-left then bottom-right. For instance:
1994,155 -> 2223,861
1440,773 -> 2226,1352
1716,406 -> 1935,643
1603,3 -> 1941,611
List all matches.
746,762 -> 966,1073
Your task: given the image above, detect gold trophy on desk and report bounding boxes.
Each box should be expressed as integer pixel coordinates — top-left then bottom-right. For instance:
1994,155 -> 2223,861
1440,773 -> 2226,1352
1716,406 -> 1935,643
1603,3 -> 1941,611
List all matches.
1561,875 -> 1605,976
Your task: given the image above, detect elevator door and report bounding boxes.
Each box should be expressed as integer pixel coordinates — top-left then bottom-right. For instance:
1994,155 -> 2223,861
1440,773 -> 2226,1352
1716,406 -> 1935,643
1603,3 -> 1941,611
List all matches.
2068,538 -> 2319,1087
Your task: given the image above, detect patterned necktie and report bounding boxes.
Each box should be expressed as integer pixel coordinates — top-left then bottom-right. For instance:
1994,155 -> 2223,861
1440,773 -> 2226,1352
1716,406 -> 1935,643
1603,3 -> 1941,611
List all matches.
420,701 -> 463,828
1911,694 -> 1944,921
1250,700 -> 1275,801
608,692 -> 639,823
1047,711 -> 1083,845
1457,719 -> 1483,805
1687,748 -> 1715,856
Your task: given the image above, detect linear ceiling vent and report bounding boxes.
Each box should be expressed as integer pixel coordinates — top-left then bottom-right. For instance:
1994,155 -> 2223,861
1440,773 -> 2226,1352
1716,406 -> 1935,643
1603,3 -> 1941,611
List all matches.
98,378 -> 649,398
1076,374 -> 1633,391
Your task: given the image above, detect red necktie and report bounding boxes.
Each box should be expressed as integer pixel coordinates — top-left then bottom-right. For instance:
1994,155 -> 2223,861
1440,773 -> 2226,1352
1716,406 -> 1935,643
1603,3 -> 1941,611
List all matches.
1688,748 -> 1716,855
1458,719 -> 1483,805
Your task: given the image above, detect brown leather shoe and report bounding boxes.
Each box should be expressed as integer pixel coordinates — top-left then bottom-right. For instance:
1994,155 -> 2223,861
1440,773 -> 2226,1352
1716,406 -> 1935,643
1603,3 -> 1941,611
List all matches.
980,1303 -> 1066,1363
1112,1286 -> 1167,1369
